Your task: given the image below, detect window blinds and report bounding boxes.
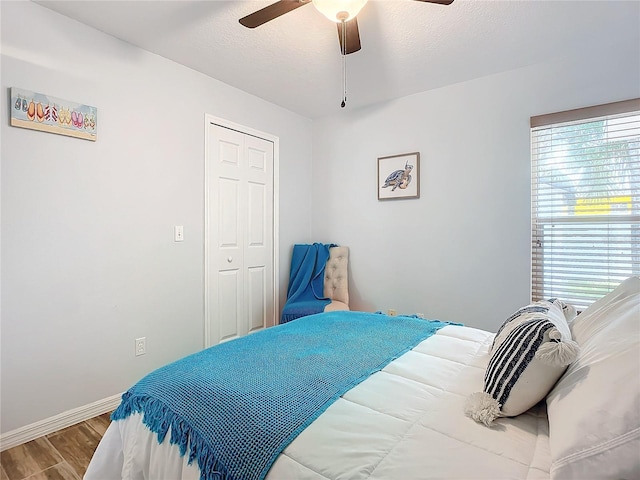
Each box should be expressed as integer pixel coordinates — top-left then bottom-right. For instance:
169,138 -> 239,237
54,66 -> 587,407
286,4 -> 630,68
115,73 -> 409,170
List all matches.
530,99 -> 640,310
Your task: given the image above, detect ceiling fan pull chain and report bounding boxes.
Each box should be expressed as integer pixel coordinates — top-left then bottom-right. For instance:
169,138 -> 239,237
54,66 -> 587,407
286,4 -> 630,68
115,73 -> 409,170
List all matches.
341,20 -> 347,108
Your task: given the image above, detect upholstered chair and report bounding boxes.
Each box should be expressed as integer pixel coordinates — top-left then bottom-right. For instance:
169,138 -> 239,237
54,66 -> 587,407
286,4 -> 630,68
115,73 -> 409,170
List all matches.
323,246 -> 349,312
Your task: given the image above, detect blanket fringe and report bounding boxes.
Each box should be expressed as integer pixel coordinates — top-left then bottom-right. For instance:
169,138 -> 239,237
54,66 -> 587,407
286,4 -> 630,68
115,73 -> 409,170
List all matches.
112,393 -> 231,480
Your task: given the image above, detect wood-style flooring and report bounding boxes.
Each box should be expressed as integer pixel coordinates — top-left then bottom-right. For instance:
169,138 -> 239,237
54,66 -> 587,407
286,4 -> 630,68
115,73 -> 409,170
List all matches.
0,413 -> 110,480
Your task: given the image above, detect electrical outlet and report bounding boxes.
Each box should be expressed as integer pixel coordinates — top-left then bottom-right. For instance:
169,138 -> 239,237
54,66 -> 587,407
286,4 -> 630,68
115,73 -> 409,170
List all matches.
135,337 -> 146,356
174,226 -> 184,242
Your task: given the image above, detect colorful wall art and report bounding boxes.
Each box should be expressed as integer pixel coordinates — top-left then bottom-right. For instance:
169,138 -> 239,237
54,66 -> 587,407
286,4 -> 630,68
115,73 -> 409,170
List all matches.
10,87 -> 97,141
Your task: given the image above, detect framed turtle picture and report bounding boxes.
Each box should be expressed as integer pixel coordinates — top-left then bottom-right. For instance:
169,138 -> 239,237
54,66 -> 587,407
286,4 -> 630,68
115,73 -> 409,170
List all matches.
377,152 -> 420,200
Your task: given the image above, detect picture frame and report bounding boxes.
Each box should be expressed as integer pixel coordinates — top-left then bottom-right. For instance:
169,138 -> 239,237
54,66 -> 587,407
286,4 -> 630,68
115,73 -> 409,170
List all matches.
377,152 -> 420,200
10,87 -> 97,141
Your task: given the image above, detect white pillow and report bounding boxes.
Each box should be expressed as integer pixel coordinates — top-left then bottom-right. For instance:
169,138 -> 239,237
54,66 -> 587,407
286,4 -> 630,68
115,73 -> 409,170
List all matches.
546,276 -> 640,480
465,300 -> 579,427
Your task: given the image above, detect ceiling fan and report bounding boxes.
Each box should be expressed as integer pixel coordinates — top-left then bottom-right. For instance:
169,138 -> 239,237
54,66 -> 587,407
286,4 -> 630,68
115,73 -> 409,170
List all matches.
239,0 -> 454,55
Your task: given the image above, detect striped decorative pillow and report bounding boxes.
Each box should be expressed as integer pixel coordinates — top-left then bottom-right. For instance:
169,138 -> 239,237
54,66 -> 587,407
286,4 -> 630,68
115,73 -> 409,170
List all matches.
465,300 -> 579,427
490,302 -> 552,351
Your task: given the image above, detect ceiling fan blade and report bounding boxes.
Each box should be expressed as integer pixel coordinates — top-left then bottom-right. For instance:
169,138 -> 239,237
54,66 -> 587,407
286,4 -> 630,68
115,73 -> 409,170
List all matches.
413,0 -> 454,4
337,18 -> 361,55
239,0 -> 311,29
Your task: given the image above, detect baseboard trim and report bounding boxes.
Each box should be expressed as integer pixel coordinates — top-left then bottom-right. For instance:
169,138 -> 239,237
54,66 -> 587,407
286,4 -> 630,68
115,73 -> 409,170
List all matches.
0,393 -> 122,451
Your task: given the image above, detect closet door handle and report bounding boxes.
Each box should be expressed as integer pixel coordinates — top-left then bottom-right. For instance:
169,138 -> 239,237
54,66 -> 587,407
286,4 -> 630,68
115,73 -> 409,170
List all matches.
227,257 -> 233,263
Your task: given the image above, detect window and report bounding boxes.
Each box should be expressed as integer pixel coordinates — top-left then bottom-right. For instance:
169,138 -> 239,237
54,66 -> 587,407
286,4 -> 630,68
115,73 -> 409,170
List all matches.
530,99 -> 640,310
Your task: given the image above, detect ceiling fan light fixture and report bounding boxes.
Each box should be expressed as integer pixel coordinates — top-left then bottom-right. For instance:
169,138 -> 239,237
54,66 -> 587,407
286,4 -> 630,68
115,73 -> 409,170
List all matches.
312,0 -> 368,22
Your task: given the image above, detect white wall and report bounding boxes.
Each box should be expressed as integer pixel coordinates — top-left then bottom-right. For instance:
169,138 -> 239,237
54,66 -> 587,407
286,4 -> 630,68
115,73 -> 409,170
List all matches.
0,1 -> 313,434
312,34 -> 640,331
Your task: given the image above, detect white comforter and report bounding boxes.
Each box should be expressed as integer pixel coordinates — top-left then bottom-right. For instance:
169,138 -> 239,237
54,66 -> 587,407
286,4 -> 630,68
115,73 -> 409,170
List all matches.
85,325 -> 551,479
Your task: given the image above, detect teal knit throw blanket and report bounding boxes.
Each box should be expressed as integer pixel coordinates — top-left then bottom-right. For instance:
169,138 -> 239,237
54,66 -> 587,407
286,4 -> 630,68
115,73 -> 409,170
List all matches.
112,311 -> 453,480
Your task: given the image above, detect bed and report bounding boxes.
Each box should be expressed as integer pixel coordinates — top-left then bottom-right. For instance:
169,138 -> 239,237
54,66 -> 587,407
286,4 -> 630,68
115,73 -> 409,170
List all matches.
84,276 -> 639,480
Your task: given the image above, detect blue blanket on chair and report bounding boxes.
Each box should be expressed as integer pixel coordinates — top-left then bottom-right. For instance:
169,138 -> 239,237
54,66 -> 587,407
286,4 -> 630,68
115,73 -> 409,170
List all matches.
111,311 -> 454,480
280,243 -> 335,323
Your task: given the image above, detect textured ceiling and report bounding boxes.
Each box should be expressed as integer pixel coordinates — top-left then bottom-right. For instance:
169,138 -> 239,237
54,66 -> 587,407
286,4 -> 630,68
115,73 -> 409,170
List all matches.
35,0 -> 640,119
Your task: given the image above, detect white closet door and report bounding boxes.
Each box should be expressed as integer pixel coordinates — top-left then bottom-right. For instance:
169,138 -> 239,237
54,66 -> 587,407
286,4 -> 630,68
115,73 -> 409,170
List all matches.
207,122 -> 274,346
244,134 -> 274,335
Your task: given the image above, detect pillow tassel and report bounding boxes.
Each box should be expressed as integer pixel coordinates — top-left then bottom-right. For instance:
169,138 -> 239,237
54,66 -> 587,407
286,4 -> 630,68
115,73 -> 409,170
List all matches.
464,392 -> 501,427
535,328 -> 580,367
